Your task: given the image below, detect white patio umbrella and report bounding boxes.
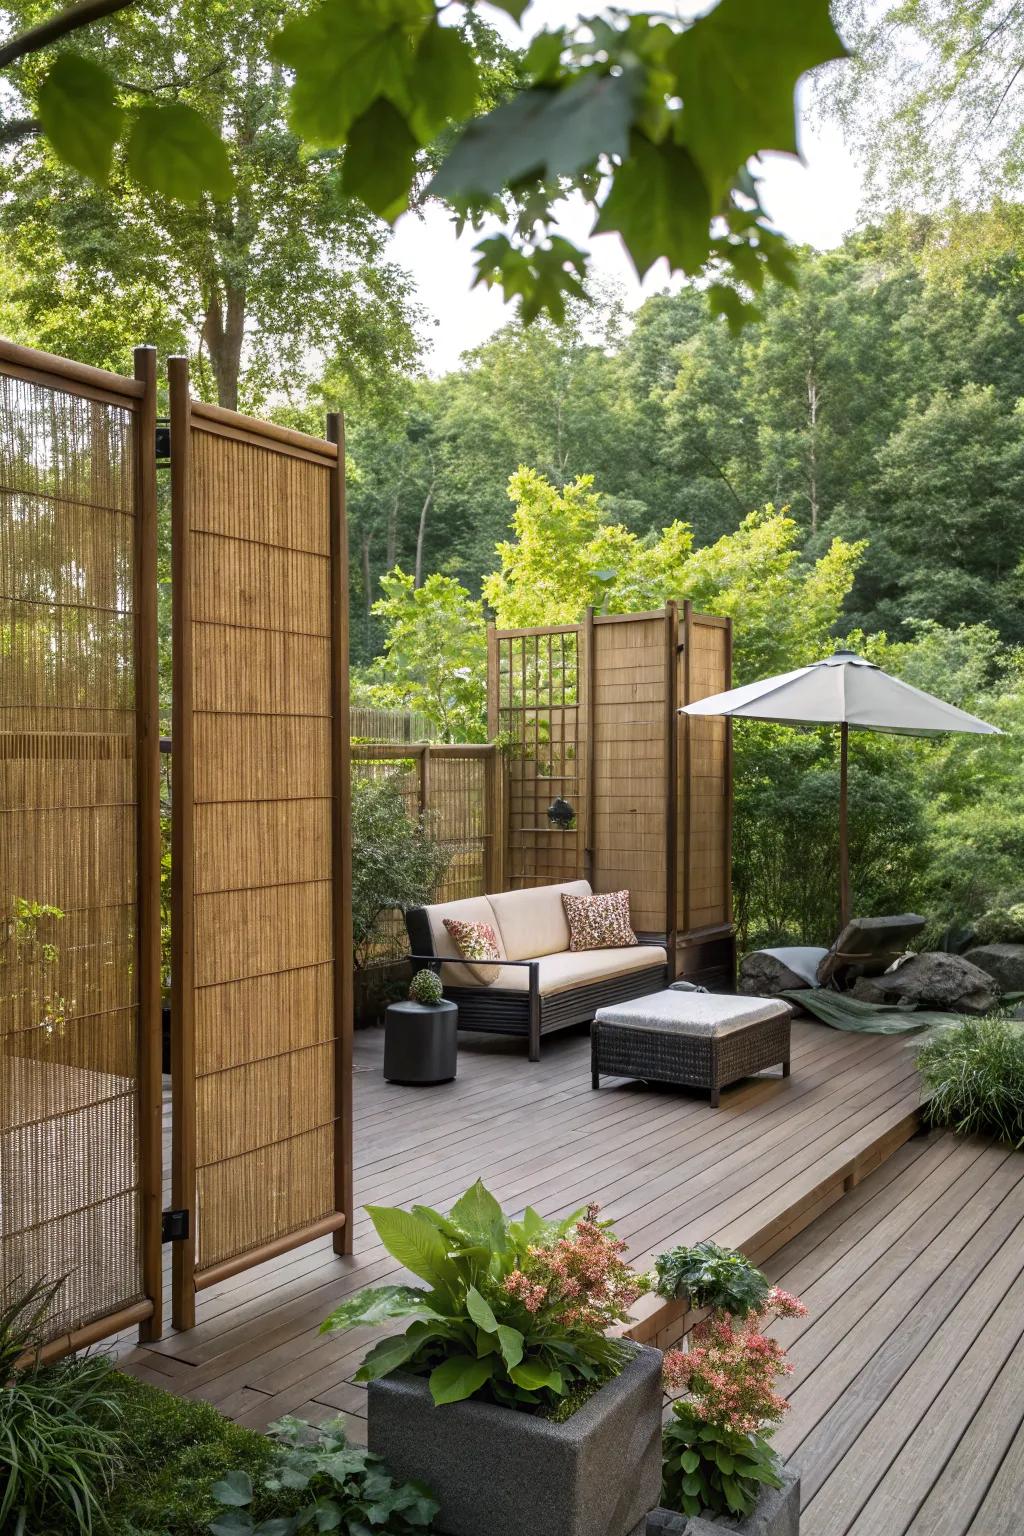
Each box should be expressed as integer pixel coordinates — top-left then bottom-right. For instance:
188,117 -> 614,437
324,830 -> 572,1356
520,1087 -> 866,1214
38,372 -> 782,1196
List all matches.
680,649 -> 1000,929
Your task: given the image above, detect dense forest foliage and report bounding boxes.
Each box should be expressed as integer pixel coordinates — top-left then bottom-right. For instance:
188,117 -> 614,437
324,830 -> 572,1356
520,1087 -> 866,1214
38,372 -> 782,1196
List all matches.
2,0 -> 1022,953
346,208 -> 1024,947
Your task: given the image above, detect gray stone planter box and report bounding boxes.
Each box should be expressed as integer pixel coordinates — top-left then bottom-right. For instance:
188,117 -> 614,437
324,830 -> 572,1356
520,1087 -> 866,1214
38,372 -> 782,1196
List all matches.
646,1468 -> 800,1536
367,1341 -> 663,1536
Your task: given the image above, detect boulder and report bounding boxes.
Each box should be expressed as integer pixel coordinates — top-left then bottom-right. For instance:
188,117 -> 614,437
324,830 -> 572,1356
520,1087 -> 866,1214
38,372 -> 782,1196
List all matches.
738,951 -> 814,997
964,943 -> 1024,994
850,951 -> 998,1015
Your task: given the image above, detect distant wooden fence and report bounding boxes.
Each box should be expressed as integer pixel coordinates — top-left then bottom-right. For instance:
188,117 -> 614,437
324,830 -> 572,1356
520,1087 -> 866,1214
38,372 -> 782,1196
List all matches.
352,743 -> 502,964
489,604 -> 734,983
350,704 -> 433,742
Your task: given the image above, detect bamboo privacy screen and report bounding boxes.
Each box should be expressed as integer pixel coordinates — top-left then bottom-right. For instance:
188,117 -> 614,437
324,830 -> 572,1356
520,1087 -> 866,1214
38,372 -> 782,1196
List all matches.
351,744 -> 502,964
488,625 -> 585,888
170,361 -> 351,1326
0,342 -> 162,1349
489,604 -> 734,982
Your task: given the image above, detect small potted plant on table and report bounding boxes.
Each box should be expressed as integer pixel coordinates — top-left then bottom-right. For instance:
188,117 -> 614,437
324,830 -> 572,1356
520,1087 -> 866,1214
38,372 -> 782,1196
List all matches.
321,1181 -> 663,1536
650,1243 -> 804,1536
384,969 -> 458,1085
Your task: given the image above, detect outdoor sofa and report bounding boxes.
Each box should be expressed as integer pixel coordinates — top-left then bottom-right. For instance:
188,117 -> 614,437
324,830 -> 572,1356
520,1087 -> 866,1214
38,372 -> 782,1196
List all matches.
405,880 -> 668,1061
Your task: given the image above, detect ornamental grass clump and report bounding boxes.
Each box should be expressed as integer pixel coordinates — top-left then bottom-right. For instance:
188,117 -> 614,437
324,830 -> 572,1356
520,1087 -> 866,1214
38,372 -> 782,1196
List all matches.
322,1180 -> 647,1416
661,1286 -> 806,1521
917,1016 -> 1024,1148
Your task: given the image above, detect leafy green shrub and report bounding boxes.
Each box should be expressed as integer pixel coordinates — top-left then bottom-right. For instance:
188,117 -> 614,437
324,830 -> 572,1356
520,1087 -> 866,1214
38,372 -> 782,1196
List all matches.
661,1288 -> 805,1520
409,969 -> 443,1006
322,1181 -> 646,1415
917,1017 -> 1024,1148
102,1373 -> 276,1536
351,774 -> 451,970
661,1407 -> 783,1522
0,1279 -> 125,1536
973,903 -> 1024,945
654,1242 -> 770,1317
208,1415 -> 437,1535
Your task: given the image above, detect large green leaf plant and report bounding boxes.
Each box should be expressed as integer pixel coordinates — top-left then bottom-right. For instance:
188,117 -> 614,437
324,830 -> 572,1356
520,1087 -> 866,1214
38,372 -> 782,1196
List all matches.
322,1180 -> 646,1413
1,0 -> 848,325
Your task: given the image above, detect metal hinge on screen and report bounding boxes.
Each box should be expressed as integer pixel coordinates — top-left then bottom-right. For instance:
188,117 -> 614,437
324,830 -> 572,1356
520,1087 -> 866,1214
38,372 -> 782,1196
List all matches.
161,1208 -> 189,1243
155,419 -> 171,465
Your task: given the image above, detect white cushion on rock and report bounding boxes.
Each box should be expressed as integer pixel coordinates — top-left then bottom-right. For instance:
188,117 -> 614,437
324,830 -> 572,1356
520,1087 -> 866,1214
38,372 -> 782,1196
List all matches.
595,989 -> 790,1037
488,879 -> 592,961
442,942 -> 665,996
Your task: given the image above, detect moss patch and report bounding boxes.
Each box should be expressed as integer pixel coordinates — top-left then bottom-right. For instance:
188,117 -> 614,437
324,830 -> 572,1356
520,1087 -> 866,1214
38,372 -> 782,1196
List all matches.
99,1372 -> 275,1535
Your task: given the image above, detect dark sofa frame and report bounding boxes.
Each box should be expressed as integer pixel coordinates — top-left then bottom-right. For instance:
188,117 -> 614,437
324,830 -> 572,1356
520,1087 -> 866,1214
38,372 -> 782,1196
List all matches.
405,907 -> 668,1062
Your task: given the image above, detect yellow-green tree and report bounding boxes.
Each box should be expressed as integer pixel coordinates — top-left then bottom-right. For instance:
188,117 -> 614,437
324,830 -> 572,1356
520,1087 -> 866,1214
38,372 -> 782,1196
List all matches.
484,468 -> 865,683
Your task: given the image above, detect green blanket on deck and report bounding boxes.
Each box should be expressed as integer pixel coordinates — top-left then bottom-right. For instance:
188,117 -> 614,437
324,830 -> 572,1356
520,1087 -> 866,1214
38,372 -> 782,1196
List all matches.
780,989 -> 966,1035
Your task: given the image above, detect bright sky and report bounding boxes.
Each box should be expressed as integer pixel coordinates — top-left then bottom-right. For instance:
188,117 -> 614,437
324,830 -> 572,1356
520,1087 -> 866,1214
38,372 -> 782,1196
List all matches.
387,1 -> 864,374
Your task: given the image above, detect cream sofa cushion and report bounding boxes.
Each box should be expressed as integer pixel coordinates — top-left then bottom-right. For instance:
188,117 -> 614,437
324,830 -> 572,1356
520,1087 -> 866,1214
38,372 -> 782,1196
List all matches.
423,894 -> 506,989
461,943 -> 666,996
488,880 -> 592,961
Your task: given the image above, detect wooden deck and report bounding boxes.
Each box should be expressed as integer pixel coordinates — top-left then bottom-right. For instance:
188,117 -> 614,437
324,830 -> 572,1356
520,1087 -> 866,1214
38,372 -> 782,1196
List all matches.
117,1021 -> 1024,1533
764,1127 -> 1024,1536
122,1019 -> 922,1421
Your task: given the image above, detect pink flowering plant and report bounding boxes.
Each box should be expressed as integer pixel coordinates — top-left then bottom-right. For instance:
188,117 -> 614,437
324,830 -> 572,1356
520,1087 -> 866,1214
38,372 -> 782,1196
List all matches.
661,1286 -> 807,1521
322,1180 -> 648,1415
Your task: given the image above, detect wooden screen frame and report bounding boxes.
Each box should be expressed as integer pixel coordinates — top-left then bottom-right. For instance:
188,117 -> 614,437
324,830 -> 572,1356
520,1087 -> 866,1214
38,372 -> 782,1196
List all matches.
168,360 -> 352,1329
0,338 -> 163,1355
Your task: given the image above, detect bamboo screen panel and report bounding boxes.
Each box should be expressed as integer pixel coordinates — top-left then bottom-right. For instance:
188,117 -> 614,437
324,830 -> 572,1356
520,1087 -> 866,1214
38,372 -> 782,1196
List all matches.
350,746 -> 497,964
679,614 -> 731,931
590,614 -> 668,934
491,629 -> 583,890
181,414 -> 340,1275
0,371 -> 142,1339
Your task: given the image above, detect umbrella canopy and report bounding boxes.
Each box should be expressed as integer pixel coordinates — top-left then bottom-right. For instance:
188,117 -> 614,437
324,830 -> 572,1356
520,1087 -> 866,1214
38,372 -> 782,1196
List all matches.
680,649 -> 1000,927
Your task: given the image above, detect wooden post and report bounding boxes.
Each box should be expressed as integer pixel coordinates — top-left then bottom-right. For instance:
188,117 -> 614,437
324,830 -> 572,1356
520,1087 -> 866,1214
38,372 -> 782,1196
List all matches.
327,412 -> 354,1258
421,742 -> 432,817
583,606 -> 596,887
839,721 -> 850,931
680,601 -> 693,943
168,355 -> 196,1330
133,345 -> 163,1342
723,617 -> 736,983
665,603 -> 680,980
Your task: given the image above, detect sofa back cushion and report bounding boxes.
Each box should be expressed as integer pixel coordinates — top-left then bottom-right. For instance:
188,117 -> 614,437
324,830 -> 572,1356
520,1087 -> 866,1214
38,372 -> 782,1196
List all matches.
488,879 -> 592,961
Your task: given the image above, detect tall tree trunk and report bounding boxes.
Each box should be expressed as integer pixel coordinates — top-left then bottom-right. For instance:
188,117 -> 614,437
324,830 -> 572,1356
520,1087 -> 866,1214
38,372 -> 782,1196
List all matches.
385,489 -> 400,571
414,479 -> 436,589
806,368 -> 820,535
202,284 -> 246,409
361,534 -> 373,647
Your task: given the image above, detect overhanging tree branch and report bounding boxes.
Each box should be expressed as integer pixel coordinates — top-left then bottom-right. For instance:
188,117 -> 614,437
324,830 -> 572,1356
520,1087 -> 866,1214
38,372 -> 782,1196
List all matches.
0,0 -> 137,70
0,115 -> 41,146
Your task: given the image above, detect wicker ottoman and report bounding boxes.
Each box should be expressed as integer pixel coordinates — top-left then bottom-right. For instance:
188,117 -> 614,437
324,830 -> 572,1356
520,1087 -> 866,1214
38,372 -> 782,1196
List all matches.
591,990 -> 792,1106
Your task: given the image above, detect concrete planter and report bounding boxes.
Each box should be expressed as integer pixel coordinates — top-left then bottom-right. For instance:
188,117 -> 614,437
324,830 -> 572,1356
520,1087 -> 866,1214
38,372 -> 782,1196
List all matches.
367,1342 -> 663,1536
647,1468 -> 800,1536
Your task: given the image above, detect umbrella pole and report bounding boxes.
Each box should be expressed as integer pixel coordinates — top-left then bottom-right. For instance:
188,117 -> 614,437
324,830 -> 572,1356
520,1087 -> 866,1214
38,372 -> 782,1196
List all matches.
839,721 -> 850,929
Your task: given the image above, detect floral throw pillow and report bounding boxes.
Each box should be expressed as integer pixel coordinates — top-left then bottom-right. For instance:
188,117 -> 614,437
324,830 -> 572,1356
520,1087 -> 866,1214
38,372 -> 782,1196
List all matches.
562,890 -> 638,953
442,918 -> 504,985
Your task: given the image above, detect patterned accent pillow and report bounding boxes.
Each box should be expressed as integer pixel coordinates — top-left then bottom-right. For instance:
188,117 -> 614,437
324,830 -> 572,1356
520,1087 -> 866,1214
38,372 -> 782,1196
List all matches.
562,890 -> 637,952
442,918 -> 503,985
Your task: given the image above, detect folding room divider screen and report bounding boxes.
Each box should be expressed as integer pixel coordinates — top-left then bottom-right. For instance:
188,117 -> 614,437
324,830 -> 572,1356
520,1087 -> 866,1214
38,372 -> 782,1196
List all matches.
0,340 -> 353,1349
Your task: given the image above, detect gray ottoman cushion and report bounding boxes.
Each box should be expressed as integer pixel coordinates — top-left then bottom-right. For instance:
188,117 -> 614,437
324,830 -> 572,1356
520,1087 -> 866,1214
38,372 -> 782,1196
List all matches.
597,989 -> 790,1037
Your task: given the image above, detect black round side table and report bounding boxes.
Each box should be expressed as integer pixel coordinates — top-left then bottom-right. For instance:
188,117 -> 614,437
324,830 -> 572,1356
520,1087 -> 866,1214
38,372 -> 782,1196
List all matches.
383,998 -> 458,1084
